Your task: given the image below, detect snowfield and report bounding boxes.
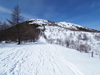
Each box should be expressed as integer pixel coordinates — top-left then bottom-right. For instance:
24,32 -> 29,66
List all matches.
0,42 -> 100,75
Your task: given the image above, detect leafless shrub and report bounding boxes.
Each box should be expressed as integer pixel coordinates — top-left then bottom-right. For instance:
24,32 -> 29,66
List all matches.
82,34 -> 88,40
78,44 -> 91,53
78,34 -> 88,41
65,39 -> 70,47
94,34 -> 100,41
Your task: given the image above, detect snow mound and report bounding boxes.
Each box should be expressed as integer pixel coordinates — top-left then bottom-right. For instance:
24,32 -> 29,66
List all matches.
37,36 -> 47,43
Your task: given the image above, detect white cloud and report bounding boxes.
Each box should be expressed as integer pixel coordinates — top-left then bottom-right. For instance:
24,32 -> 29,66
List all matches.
0,6 -> 11,13
0,6 -> 38,20
22,14 -> 38,20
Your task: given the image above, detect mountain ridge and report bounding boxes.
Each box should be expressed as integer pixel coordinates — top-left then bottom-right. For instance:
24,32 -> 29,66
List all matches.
28,19 -> 100,32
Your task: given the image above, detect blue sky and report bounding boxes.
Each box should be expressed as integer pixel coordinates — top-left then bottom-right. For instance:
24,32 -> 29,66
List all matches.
0,0 -> 100,30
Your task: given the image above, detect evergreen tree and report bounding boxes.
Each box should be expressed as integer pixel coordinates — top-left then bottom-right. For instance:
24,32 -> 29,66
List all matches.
7,4 -> 24,44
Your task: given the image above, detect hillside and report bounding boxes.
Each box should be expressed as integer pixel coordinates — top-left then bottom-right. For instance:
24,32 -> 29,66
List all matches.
0,19 -> 100,54
0,21 -> 41,42
28,19 -> 100,54
0,42 -> 100,75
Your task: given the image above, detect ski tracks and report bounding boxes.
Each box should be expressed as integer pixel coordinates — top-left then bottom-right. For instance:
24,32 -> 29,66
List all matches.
49,44 -> 85,75
63,58 -> 85,75
0,44 -> 85,75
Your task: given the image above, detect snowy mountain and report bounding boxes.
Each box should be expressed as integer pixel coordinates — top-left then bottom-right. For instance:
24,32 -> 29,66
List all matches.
0,19 -> 100,75
29,19 -> 100,32
28,19 -> 100,55
0,19 -> 100,55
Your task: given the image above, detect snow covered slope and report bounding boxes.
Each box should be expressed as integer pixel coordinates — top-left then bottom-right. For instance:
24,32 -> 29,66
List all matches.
56,22 -> 83,30
0,43 -> 100,75
28,19 -> 100,55
29,19 -> 100,31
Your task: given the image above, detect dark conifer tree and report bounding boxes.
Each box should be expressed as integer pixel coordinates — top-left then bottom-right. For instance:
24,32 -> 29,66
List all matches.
7,4 -> 24,44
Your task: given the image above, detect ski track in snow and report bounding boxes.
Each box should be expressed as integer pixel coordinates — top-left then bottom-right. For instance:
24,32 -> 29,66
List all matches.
65,60 -> 84,75
0,44 -> 84,75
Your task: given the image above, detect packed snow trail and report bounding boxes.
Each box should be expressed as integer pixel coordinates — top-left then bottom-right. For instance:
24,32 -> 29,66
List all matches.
0,43 -> 84,75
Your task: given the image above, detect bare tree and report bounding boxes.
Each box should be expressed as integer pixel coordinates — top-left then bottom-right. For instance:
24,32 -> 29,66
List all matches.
0,21 -> 8,30
0,21 -> 2,25
2,21 -> 8,30
7,4 -> 24,44
0,21 -> 2,30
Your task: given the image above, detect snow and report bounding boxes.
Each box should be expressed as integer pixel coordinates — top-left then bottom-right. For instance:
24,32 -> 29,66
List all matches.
29,19 -> 49,25
56,22 -> 84,29
37,36 -> 47,43
27,19 -> 100,54
44,24 -> 100,54
0,43 -> 100,75
0,19 -> 100,75
28,19 -> 100,54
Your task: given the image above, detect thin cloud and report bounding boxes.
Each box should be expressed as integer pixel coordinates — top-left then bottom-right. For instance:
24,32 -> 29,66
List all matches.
90,1 -> 100,8
0,6 -> 38,20
0,6 -> 11,13
22,14 -> 38,20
